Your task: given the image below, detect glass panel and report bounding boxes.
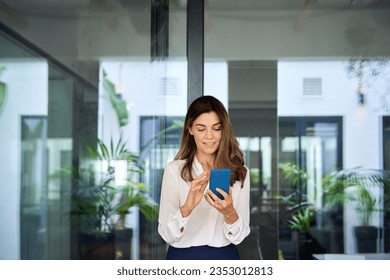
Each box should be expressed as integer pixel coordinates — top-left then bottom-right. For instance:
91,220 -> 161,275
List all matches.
384,117 -> 390,252
384,117 -> 390,172
224,64 -> 278,259
0,0 -> 187,260
302,122 -> 339,206
236,135 -> 276,259
278,118 -> 343,259
278,120 -> 300,260
139,116 -> 184,259
20,116 -> 48,259
205,1 -> 390,260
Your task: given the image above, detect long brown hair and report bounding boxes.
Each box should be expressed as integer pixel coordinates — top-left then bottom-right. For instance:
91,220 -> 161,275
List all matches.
175,95 -> 247,187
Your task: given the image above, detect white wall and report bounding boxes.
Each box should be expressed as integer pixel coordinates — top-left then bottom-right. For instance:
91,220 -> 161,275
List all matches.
0,60 -> 48,259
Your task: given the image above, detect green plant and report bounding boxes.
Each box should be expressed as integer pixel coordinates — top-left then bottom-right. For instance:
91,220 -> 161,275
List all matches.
277,162 -> 317,234
323,167 -> 390,227
279,162 -> 390,229
0,65 -> 7,115
72,135 -> 158,233
277,162 -> 312,211
278,249 -> 285,260
102,69 -> 129,127
355,187 -> 378,226
288,208 -> 314,233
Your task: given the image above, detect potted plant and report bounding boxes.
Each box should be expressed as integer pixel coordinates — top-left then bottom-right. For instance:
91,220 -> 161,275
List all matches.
278,162 -> 334,259
323,168 -> 390,253
72,135 -> 158,259
288,207 -> 320,259
354,187 -> 381,253
69,68 -> 161,259
289,207 -> 315,234
277,162 -> 320,259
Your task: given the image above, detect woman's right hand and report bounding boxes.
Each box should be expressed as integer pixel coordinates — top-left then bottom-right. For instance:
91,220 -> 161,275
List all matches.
180,171 -> 209,217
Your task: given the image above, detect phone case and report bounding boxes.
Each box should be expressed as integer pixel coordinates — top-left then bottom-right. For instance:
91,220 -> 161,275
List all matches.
209,169 -> 231,200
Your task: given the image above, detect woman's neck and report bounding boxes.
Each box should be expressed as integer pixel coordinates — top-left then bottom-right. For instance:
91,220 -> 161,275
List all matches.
196,154 -> 215,171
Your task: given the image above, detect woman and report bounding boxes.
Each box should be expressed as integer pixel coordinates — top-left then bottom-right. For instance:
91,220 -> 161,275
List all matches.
158,95 -> 250,260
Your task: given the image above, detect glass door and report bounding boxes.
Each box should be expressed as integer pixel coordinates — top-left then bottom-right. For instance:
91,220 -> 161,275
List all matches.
278,117 -> 343,259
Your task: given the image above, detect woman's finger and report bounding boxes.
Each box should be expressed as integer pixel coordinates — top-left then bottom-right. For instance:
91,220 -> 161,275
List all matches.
216,188 -> 229,200
192,172 -> 210,191
205,192 -> 220,207
206,189 -> 218,201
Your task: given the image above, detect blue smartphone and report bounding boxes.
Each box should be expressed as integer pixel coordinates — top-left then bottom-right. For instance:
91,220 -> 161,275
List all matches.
209,169 -> 231,200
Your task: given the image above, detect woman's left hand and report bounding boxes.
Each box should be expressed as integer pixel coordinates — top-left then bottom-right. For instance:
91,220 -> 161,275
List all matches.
205,188 -> 238,224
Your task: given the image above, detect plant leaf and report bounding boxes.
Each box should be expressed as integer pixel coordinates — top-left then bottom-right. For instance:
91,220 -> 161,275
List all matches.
102,70 -> 129,127
0,82 -> 7,114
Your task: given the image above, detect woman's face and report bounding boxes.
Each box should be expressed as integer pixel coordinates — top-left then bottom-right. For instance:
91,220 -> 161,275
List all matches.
189,111 -> 222,158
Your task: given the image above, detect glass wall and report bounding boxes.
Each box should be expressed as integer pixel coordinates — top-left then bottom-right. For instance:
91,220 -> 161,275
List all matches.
384,116 -> 390,252
278,117 -> 343,259
204,1 -> 390,259
1,1 -> 390,260
0,0 -> 188,260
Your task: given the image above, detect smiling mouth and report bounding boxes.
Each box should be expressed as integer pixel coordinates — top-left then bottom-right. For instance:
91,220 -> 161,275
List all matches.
203,142 -> 216,147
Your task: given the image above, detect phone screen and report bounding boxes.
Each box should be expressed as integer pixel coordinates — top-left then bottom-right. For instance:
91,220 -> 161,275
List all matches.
209,169 -> 231,200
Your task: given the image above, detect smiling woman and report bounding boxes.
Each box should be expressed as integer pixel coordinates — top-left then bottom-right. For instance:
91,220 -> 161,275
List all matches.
157,95 -> 250,260
188,111 -> 222,165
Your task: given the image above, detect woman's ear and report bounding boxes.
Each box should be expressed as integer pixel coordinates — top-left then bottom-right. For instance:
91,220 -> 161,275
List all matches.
188,126 -> 193,135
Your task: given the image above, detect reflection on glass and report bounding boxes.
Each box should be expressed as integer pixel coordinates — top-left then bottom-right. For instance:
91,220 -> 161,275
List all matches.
2,0 -> 390,261
278,118 -> 342,259
20,116 -> 48,260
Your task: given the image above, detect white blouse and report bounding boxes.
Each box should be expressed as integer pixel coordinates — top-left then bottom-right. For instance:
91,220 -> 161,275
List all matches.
158,157 -> 250,248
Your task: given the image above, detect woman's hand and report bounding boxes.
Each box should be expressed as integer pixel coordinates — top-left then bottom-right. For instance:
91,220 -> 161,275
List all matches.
180,171 -> 209,217
205,187 -> 239,224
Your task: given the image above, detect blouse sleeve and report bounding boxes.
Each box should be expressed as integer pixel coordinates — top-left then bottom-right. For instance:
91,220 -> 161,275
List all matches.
157,163 -> 188,244
222,167 -> 251,244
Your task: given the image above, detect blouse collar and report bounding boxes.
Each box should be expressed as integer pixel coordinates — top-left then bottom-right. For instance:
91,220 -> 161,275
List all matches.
193,156 -> 203,175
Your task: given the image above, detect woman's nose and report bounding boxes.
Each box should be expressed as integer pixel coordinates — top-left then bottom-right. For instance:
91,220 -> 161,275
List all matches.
205,129 -> 213,139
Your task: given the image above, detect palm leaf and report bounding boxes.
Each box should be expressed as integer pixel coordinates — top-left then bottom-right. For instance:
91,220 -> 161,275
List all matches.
323,167 -> 390,226
102,69 -> 129,127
